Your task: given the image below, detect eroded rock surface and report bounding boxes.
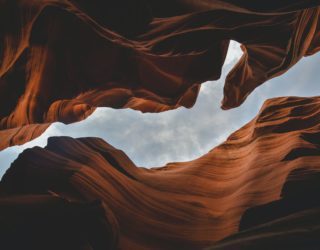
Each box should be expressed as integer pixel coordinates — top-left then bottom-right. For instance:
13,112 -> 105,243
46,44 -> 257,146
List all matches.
1,96 -> 320,249
1,1 -> 320,149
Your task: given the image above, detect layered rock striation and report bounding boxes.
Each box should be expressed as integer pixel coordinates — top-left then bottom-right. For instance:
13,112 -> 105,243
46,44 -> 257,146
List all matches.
1,1 -> 320,149
1,96 -> 320,249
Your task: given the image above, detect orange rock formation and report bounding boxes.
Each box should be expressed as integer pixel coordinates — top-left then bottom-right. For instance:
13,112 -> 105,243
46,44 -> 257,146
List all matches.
1,96 -> 320,249
1,1 -> 320,149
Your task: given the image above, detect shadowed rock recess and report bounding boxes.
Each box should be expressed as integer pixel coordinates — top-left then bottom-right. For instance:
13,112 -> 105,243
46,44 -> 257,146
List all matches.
1,1 -> 320,149
1,96 -> 320,249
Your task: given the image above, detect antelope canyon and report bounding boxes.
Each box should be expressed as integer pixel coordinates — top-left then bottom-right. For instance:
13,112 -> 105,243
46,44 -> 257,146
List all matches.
1,96 -> 320,249
1,0 -> 320,149
1,1 -> 320,250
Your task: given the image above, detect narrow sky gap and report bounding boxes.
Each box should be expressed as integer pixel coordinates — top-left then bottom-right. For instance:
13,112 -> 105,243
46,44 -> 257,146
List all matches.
1,41 -> 320,178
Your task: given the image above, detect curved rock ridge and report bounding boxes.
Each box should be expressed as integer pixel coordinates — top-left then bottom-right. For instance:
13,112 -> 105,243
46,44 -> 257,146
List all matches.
1,1 -> 320,149
208,168 -> 320,249
2,96 -> 320,249
208,207 -> 320,250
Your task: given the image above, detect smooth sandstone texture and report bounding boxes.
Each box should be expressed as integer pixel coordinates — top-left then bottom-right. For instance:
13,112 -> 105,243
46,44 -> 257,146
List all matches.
1,1 -> 320,149
208,169 -> 320,249
1,96 -> 320,249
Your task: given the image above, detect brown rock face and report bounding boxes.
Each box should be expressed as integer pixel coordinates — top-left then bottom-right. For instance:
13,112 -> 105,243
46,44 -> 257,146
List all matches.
0,195 -> 118,250
1,1 -> 320,149
208,169 -> 320,249
1,96 -> 320,249
209,208 -> 320,250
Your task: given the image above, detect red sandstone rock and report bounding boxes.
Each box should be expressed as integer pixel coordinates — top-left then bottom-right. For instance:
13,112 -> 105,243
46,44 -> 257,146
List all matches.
2,96 -> 320,249
1,1 -> 320,149
209,168 -> 320,249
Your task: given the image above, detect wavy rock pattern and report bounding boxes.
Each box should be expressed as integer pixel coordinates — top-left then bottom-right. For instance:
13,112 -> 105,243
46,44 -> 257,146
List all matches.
209,168 -> 320,249
1,96 -> 320,249
1,1 -> 320,149
209,207 -> 320,250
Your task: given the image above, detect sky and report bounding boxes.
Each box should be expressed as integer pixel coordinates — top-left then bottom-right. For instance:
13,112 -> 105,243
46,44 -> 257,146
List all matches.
1,41 -> 320,178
